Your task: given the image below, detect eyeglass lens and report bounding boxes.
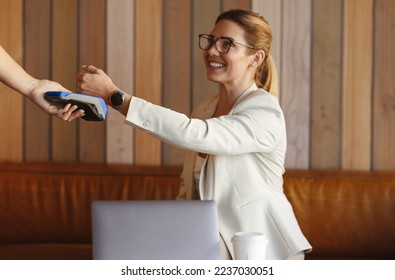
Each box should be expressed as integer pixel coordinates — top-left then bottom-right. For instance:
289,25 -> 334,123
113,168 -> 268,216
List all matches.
199,35 -> 232,54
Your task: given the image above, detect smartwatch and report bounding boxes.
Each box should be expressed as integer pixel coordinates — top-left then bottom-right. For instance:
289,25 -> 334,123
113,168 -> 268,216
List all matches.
109,90 -> 125,109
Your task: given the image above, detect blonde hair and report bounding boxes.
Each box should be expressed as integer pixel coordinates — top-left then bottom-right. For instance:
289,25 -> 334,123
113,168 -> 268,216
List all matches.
216,9 -> 279,97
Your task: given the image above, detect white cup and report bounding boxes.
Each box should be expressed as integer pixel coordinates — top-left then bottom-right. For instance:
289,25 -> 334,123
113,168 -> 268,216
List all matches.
231,232 -> 268,260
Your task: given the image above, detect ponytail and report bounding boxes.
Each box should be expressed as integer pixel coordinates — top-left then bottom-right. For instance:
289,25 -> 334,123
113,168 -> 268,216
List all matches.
255,54 -> 279,97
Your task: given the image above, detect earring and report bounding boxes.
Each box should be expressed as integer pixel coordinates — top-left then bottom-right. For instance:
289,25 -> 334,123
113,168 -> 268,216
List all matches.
249,61 -> 254,71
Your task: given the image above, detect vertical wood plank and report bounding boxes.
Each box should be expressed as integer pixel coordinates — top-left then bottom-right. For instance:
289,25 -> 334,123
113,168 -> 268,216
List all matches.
281,0 -> 312,169
252,0 -> 281,97
222,0 -> 251,11
0,0 -> 23,161
310,0 -> 342,169
192,0 -> 221,108
162,0 -> 192,166
135,0 -> 162,165
373,0 -> 395,170
342,0 -> 373,170
24,0 -> 51,161
79,0 -> 106,163
51,0 -> 78,162
106,0 -> 134,164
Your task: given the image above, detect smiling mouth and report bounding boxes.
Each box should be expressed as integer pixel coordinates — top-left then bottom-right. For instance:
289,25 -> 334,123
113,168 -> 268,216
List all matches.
209,61 -> 226,69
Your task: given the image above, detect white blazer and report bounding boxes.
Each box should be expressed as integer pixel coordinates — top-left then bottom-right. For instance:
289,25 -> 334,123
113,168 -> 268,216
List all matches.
125,84 -> 312,259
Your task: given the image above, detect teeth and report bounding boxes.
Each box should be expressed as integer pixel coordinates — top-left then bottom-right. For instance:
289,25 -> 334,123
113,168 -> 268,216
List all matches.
209,61 -> 225,68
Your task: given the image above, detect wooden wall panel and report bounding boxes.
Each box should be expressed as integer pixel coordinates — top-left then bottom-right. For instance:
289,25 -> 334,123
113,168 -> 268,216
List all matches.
192,0 -> 221,108
252,0 -> 282,91
106,0 -> 134,164
51,0 -> 78,162
78,0 -> 106,163
310,0 -> 342,169
162,0 -> 192,166
134,0 -> 162,165
342,0 -> 373,170
222,0 -> 251,10
281,0 -> 312,169
373,0 -> 395,170
0,0 -> 23,161
23,0 -> 51,161
1,1 -> 395,171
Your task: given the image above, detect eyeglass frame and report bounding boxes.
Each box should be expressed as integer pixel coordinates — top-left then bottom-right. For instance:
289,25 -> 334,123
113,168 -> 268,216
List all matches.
198,34 -> 256,54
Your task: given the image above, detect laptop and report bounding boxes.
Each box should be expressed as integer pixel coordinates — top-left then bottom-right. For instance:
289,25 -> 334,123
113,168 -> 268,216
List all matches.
91,200 -> 220,260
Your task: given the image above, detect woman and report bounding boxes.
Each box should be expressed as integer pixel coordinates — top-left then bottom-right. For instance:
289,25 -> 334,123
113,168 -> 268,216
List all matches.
0,44 -> 83,121
76,9 -> 312,260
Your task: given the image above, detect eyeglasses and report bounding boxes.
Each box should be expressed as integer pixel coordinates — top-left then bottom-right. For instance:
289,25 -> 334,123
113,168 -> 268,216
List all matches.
198,34 -> 256,54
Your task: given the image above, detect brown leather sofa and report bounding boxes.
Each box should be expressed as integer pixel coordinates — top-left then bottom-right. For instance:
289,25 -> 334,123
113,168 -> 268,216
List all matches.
0,161 -> 394,260
284,170 -> 395,259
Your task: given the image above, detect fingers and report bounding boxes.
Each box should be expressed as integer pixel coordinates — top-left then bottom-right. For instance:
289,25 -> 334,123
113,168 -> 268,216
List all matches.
81,64 -> 102,74
75,72 -> 87,92
76,65 -> 102,92
75,79 -> 83,92
65,110 -> 85,122
76,65 -> 98,81
56,104 -> 85,121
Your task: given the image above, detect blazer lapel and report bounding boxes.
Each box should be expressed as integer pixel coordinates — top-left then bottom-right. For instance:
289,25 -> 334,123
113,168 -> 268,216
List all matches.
182,95 -> 218,200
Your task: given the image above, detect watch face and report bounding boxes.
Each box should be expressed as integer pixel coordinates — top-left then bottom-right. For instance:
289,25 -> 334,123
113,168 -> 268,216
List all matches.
111,91 -> 124,107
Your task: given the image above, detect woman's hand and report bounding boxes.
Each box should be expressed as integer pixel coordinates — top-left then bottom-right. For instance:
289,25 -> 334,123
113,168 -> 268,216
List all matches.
76,65 -> 118,105
27,79 -> 85,122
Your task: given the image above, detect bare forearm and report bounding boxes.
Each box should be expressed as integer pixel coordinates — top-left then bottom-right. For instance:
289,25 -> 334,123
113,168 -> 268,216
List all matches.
0,45 -> 85,121
0,45 -> 37,96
